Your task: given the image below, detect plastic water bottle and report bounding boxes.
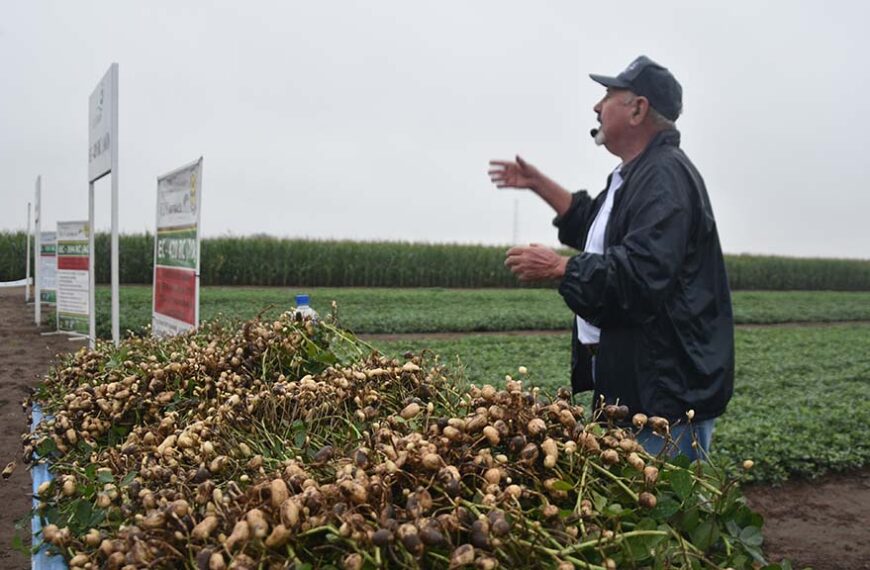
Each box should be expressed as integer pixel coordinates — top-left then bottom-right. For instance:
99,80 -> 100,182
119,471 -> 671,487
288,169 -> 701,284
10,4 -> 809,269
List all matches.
294,293 -> 318,321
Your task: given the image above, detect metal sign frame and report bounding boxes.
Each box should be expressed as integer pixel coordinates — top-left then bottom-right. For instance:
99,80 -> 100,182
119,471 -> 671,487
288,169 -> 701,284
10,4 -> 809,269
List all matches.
87,63 -> 120,348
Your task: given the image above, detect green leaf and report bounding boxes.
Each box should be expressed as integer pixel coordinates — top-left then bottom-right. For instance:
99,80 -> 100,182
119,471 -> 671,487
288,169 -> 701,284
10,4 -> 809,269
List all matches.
671,454 -> 691,469
744,544 -> 767,564
78,440 -> 95,456
88,507 -> 105,528
73,500 -> 95,531
605,503 -> 624,516
551,480 -> 573,492
739,525 -> 764,547
669,469 -> 694,500
36,437 -> 58,458
81,483 -> 96,498
725,519 -> 741,537
649,497 -> 681,520
735,504 -> 764,528
98,470 -> 115,484
590,490 -> 607,513
691,518 -> 719,551
121,470 -> 138,487
623,534 -> 654,563
679,507 -> 700,533
294,429 -> 306,449
636,518 -> 657,531
587,423 -> 604,436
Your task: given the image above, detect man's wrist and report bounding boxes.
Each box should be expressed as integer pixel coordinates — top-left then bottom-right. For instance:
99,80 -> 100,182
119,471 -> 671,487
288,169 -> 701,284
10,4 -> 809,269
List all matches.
552,256 -> 569,280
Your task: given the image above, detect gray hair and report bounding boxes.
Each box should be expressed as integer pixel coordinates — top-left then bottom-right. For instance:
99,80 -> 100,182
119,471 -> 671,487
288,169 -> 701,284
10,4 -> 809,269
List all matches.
623,92 -> 676,129
647,106 -> 676,129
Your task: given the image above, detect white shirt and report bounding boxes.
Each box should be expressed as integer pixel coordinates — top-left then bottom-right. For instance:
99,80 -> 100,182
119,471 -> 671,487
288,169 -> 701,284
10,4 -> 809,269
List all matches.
577,165 -> 623,345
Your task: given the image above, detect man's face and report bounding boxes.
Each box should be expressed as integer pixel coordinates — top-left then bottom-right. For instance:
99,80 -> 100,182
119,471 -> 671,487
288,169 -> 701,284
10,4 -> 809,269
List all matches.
593,88 -> 637,150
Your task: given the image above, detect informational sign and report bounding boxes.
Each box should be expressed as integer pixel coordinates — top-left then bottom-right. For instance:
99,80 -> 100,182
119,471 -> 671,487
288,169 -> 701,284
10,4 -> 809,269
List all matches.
152,158 -> 203,337
56,221 -> 90,335
39,231 -> 57,304
88,64 -> 117,183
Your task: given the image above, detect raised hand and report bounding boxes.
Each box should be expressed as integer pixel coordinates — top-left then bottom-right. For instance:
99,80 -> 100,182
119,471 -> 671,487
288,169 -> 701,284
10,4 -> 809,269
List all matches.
488,155 -> 543,191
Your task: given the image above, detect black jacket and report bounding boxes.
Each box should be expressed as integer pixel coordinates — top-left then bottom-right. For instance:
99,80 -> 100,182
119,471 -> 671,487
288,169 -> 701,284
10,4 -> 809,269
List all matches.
555,129 -> 734,422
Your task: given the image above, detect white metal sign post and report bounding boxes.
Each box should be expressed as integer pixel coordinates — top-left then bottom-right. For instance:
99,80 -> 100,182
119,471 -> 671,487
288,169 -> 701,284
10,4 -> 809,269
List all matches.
152,158 -> 203,337
56,221 -> 91,338
25,202 -> 31,302
34,177 -> 42,325
88,63 -> 120,348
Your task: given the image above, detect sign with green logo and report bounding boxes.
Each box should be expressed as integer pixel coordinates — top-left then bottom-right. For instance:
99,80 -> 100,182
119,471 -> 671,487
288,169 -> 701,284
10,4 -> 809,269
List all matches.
153,158 -> 203,338
56,221 -> 90,335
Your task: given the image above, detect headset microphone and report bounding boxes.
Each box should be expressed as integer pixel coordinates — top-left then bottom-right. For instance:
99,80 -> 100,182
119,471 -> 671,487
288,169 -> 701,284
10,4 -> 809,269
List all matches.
590,128 -> 599,138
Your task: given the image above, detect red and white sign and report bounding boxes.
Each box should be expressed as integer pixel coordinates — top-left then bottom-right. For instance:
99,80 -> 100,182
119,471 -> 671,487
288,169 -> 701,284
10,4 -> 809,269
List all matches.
56,221 -> 90,336
152,158 -> 203,337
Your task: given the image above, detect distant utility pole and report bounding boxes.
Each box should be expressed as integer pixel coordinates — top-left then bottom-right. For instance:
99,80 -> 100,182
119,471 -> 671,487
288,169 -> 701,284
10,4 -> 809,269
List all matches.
512,198 -> 519,245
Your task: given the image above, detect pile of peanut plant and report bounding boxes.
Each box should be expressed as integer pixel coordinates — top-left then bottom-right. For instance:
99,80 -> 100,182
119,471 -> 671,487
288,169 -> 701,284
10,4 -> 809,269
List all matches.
24,313 -> 786,569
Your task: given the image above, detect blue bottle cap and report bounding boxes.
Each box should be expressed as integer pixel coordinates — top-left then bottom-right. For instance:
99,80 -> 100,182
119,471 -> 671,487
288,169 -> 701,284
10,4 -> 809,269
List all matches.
295,294 -> 310,306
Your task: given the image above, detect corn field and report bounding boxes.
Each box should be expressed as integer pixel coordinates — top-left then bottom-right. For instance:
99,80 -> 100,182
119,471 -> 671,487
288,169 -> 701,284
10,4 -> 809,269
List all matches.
3,231 -> 870,290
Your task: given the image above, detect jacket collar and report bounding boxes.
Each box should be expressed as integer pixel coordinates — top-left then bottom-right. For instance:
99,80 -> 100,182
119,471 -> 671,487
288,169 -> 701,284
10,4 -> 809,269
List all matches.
619,128 -> 681,179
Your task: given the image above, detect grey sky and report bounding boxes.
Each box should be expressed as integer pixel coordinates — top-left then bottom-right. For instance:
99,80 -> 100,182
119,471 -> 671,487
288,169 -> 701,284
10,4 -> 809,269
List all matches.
2,1 -> 867,259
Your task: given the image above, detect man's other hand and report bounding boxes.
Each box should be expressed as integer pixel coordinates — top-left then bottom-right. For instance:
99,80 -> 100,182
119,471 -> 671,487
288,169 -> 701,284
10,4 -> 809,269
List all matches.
488,156 -> 543,192
505,244 -> 568,282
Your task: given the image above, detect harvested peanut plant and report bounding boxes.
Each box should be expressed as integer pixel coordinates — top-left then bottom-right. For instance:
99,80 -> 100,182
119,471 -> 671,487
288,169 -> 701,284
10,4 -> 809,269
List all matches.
24,313 -> 779,569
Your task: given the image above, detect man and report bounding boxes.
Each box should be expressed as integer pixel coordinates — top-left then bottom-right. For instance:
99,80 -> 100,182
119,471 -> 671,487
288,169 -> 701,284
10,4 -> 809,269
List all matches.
488,56 -> 734,460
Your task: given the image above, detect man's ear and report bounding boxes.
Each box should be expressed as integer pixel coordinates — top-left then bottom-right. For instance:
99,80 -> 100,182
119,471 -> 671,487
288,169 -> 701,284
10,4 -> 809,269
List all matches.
632,97 -> 650,126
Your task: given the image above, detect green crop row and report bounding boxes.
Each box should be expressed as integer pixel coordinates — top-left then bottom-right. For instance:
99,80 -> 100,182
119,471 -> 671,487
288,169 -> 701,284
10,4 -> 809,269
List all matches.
3,231 -> 870,290
71,286 -> 870,340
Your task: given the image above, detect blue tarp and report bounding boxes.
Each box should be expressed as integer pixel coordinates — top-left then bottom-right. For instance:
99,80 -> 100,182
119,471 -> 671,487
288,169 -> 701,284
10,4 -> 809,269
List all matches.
30,403 -> 68,570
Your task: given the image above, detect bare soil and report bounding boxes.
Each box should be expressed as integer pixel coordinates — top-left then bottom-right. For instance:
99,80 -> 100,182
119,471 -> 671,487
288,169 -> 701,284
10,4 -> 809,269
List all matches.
0,287 -> 85,569
743,469 -> 870,569
1,287 -> 868,569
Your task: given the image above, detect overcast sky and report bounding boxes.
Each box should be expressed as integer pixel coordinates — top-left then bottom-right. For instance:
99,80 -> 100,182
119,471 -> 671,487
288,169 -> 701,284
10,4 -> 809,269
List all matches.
2,1 -> 867,259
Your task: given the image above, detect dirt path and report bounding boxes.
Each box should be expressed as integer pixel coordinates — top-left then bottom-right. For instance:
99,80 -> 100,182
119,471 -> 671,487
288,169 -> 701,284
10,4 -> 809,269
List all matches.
744,469 -> 870,569
0,287 -> 83,570
1,288 -> 869,569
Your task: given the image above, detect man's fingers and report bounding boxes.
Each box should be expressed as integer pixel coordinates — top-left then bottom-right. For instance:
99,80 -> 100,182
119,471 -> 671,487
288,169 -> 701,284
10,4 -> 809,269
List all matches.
505,257 -> 526,270
506,246 -> 527,256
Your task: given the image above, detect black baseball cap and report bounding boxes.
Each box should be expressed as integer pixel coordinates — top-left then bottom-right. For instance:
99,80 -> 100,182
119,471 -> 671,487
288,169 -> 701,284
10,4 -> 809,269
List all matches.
590,56 -> 683,121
